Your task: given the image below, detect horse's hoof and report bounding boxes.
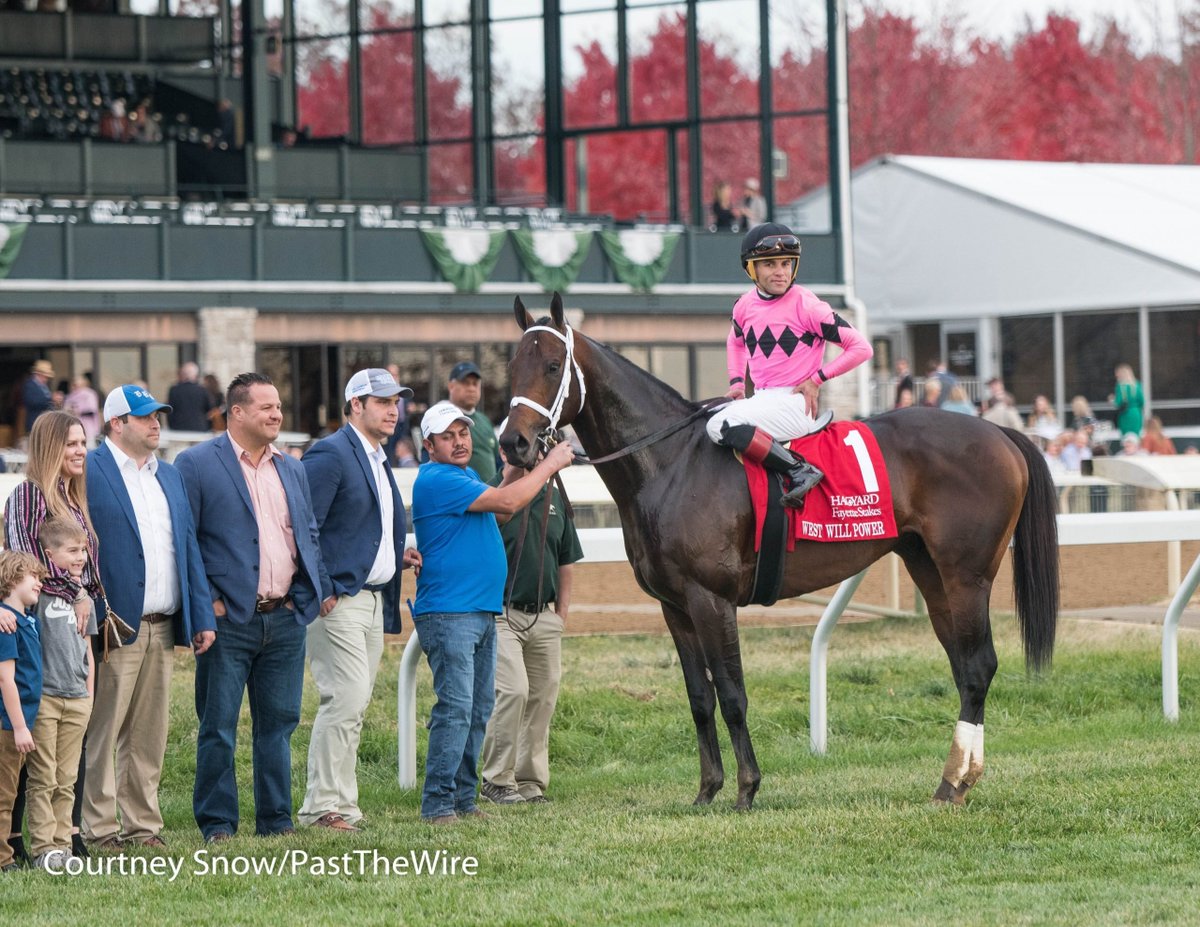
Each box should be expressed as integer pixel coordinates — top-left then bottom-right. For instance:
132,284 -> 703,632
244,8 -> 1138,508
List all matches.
733,798 -> 754,812
694,782 -> 722,805
932,778 -> 967,806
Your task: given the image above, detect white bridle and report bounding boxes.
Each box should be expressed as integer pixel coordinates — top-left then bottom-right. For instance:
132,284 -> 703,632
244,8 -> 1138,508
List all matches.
509,323 -> 587,432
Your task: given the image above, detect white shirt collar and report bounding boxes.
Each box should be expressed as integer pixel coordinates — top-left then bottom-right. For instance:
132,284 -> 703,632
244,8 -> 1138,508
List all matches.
106,436 -> 158,475
348,422 -> 385,463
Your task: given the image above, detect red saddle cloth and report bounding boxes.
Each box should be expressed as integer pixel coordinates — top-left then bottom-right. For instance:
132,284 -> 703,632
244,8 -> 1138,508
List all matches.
744,421 -> 898,549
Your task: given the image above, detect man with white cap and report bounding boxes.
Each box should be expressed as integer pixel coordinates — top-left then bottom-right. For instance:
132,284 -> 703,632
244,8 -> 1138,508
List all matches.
297,369 -> 422,832
83,384 -> 216,849
410,400 -> 574,825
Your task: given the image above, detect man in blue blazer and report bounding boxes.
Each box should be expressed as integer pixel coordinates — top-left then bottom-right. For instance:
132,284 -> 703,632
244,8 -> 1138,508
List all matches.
81,384 -> 217,850
176,372 -> 331,843
297,368 -> 422,832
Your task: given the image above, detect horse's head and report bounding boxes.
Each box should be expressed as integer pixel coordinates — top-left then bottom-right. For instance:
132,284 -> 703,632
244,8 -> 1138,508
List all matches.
502,292 -> 584,469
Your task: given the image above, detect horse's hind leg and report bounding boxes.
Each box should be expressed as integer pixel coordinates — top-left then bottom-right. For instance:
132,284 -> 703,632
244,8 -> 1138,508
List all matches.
660,602 -> 725,805
899,543 -> 997,806
679,586 -> 761,811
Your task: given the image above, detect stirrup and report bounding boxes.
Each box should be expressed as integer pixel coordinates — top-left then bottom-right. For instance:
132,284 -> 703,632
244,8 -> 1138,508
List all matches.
809,410 -> 834,433
781,462 -> 824,509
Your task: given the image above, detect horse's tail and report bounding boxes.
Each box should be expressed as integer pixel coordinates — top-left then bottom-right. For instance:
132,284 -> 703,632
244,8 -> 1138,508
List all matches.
1000,426 -> 1059,672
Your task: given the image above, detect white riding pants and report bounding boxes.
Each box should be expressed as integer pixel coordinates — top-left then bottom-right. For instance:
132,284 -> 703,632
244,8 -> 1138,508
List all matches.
706,386 -> 818,444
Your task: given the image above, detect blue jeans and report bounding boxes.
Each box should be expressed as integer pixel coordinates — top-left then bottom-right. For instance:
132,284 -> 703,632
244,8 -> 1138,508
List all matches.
193,607 -> 306,838
412,612 -> 497,819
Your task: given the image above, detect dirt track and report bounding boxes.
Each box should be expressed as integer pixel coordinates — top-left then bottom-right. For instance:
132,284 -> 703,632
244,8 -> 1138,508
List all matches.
393,540 -> 1200,639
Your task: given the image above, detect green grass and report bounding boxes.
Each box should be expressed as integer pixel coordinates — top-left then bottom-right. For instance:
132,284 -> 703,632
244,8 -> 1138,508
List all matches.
5,614 -> 1200,926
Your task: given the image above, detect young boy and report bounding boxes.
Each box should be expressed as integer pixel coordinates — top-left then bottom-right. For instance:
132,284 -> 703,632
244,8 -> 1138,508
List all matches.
0,550 -> 45,873
25,517 -> 96,870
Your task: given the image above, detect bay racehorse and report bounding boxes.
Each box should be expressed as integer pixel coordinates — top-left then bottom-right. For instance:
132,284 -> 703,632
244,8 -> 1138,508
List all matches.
500,295 -> 1058,811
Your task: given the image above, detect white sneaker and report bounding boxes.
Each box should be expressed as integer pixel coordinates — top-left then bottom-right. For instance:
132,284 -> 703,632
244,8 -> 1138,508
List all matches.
33,849 -> 69,871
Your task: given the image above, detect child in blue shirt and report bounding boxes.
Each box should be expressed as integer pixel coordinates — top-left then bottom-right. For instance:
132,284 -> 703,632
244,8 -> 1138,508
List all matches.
0,550 -> 46,873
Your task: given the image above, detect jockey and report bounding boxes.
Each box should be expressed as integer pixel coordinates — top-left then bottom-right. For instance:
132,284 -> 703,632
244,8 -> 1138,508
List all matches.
708,222 -> 873,508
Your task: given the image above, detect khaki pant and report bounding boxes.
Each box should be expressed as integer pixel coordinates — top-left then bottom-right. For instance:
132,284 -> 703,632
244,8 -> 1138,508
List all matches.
26,694 -> 92,855
0,730 -> 26,868
81,619 -> 174,843
481,609 -> 564,799
298,589 -> 383,825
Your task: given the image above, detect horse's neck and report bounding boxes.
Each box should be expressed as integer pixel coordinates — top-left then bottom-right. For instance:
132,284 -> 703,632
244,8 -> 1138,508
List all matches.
571,338 -> 699,486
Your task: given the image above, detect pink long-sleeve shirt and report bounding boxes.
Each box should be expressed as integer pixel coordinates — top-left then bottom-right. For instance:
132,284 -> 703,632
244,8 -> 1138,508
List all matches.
726,285 -> 873,389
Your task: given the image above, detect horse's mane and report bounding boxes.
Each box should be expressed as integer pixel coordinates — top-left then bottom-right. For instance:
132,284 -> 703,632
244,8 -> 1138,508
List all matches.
532,316 -> 699,414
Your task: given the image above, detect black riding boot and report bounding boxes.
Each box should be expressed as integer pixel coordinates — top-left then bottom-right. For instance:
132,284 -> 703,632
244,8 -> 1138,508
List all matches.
720,423 -> 825,508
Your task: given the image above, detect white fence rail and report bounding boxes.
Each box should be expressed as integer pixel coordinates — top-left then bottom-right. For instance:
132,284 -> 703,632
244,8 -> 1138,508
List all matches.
398,510 -> 1200,785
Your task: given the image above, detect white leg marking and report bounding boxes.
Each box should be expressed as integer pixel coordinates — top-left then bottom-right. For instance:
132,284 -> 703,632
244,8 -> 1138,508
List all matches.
963,724 -> 985,787
941,720 -> 977,788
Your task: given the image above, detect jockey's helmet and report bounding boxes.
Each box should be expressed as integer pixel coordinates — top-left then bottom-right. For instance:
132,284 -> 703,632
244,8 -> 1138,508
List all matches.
740,222 -> 801,287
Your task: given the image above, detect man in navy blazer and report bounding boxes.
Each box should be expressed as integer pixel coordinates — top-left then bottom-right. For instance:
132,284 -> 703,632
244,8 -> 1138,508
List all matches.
81,384 -> 217,850
176,372 -> 331,842
297,368 -> 422,832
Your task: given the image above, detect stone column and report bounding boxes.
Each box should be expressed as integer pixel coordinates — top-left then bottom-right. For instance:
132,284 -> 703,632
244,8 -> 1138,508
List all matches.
198,307 -> 258,390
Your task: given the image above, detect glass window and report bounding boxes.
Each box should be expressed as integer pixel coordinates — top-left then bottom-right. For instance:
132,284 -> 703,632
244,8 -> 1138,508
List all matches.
999,317 -> 1054,405
697,0 -> 760,119
360,30 -> 417,144
295,38 -> 351,139
651,346 -> 689,397
146,344 -> 179,407
1063,312 -> 1139,409
562,11 -> 618,130
566,131 -> 669,223
341,346 -> 386,400
359,0 -> 414,29
495,136 -> 546,206
561,0 -> 614,10
695,344 -> 729,400
769,0 -> 827,113
772,114 -> 829,231
1148,308 -> 1200,401
96,348 -> 142,398
478,343 -> 513,425
388,345 -> 434,408
424,0 -> 470,26
700,120 -> 760,230
673,128 -> 691,224
294,0 -> 347,39
258,347 -> 293,426
428,141 -> 474,203
493,0 -> 543,18
491,18 -> 545,136
628,5 -> 687,124
426,26 -> 473,140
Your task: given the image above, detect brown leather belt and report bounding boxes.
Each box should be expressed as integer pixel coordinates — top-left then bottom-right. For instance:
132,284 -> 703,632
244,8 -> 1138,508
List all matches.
255,596 -> 292,613
142,612 -> 173,625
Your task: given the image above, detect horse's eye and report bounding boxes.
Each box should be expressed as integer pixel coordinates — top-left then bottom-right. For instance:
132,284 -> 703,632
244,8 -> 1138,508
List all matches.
547,361 -> 561,374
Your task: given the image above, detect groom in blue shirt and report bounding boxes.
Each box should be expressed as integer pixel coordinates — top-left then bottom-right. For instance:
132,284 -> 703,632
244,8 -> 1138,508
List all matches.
411,401 -> 574,825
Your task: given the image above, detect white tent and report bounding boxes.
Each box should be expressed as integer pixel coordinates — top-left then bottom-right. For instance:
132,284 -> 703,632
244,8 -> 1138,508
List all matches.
784,155 -> 1200,327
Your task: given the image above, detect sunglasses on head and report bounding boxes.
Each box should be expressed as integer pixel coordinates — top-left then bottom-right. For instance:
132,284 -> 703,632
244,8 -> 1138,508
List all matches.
748,234 -> 801,255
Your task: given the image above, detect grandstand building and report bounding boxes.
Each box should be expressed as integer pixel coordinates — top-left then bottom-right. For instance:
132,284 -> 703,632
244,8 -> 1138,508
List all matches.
0,0 -> 862,440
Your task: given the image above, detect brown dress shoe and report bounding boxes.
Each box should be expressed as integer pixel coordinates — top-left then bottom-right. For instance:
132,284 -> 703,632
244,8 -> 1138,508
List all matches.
458,808 -> 490,820
312,813 -> 360,832
424,814 -> 458,826
140,835 -> 168,848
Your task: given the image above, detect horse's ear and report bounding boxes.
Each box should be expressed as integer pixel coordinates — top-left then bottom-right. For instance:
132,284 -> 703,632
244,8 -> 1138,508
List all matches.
513,296 -> 533,331
550,292 -> 565,328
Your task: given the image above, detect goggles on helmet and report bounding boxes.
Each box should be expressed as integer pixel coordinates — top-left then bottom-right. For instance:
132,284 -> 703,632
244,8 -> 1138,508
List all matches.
746,234 -> 801,258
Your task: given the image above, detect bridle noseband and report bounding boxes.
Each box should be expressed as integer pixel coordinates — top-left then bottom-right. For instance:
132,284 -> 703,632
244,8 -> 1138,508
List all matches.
509,323 -> 586,445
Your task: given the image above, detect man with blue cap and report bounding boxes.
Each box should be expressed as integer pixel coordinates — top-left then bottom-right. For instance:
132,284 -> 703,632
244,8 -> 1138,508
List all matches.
83,384 -> 216,850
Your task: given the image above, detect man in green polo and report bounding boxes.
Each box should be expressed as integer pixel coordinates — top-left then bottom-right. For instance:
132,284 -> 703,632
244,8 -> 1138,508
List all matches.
447,361 -> 499,481
479,446 -> 583,805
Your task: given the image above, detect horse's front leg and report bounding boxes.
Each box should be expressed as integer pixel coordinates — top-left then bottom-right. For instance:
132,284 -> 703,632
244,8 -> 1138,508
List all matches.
661,603 -> 724,804
682,587 -> 761,811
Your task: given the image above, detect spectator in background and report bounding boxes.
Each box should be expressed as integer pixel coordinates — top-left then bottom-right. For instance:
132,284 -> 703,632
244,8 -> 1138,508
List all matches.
22,361 -> 62,436
381,362 -> 411,467
447,362 -> 499,482
1060,429 -> 1092,473
920,378 -> 942,408
1027,394 -> 1060,440
709,182 -> 740,232
924,360 -> 957,407
1042,435 -> 1068,476
62,375 -> 100,447
1119,433 -> 1144,456
985,377 -> 1006,405
741,178 -> 767,227
215,100 -> 236,150
130,99 -> 161,144
1141,416 -> 1176,455
1111,364 -> 1145,438
99,101 -> 127,142
894,387 -> 914,410
166,363 -> 215,433
202,374 -> 225,432
982,393 -> 1023,430
394,438 -> 419,469
942,385 -> 978,416
1069,395 -> 1096,431
893,358 -> 913,407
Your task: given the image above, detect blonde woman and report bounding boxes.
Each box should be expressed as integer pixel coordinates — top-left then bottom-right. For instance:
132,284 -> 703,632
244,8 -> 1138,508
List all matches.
2,411 -> 100,864
1110,364 -> 1144,438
